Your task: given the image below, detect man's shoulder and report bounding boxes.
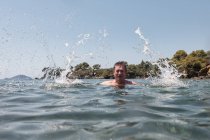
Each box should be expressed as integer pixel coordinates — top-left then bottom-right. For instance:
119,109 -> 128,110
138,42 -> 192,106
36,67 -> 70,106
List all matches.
100,80 -> 115,86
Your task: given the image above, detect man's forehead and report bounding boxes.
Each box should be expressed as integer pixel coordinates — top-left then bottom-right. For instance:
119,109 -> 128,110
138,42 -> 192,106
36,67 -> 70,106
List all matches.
115,65 -> 125,69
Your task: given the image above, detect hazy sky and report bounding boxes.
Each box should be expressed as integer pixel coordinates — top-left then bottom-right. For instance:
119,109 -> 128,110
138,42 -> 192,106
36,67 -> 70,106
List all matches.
0,0 -> 210,78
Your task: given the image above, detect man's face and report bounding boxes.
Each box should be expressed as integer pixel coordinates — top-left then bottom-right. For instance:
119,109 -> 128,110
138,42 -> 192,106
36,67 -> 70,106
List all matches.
114,65 -> 126,82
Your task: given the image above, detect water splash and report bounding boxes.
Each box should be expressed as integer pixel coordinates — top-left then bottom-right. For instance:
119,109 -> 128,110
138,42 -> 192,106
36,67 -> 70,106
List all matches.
75,33 -> 91,47
99,29 -> 109,38
54,51 -> 76,84
151,59 -> 186,87
134,27 -> 152,56
54,32 -> 101,84
135,27 -> 187,87
53,33 -> 92,85
41,28 -> 109,86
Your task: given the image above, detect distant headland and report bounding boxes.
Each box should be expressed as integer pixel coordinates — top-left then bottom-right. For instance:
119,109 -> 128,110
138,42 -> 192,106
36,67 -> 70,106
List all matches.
4,75 -> 33,80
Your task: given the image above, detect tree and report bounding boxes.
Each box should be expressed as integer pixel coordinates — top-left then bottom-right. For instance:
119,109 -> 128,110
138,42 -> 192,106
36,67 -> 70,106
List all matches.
92,64 -> 101,77
73,62 -> 92,78
206,50 -> 210,57
172,50 -> 188,61
101,69 -> 113,79
92,64 -> 101,70
74,62 -> 90,71
135,61 -> 155,78
206,50 -> 210,65
127,64 -> 137,78
182,57 -> 202,78
189,50 -> 207,58
171,50 -> 210,78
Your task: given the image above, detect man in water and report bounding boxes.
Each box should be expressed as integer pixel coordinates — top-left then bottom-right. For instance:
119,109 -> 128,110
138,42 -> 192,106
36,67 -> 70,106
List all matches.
100,61 -> 137,88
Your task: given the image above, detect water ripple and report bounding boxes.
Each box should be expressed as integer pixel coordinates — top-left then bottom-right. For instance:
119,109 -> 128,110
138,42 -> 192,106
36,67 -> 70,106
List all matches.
0,79 -> 210,140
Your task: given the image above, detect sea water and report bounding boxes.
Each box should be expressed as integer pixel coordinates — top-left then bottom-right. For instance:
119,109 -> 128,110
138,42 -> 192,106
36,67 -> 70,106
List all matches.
0,78 -> 210,140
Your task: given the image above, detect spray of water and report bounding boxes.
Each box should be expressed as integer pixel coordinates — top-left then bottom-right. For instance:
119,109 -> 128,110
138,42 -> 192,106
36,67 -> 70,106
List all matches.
54,33 -> 92,85
53,29 -> 109,85
135,27 -> 186,87
54,51 -> 78,84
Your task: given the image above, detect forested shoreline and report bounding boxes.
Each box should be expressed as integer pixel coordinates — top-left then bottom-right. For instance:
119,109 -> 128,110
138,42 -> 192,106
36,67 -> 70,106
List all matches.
39,50 -> 210,80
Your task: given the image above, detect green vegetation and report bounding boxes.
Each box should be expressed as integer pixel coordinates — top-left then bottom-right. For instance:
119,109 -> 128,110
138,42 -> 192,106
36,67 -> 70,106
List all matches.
69,60 -> 161,79
40,50 -> 210,79
172,50 -> 210,78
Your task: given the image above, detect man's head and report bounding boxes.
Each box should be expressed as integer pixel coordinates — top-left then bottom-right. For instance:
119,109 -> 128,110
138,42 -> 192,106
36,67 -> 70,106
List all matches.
113,61 -> 127,83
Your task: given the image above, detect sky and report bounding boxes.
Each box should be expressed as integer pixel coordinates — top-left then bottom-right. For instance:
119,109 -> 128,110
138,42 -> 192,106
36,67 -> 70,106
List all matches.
0,0 -> 210,79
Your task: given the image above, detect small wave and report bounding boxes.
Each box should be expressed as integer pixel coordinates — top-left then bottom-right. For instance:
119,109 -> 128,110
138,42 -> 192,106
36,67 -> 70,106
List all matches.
55,78 -> 83,85
41,79 -> 100,91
